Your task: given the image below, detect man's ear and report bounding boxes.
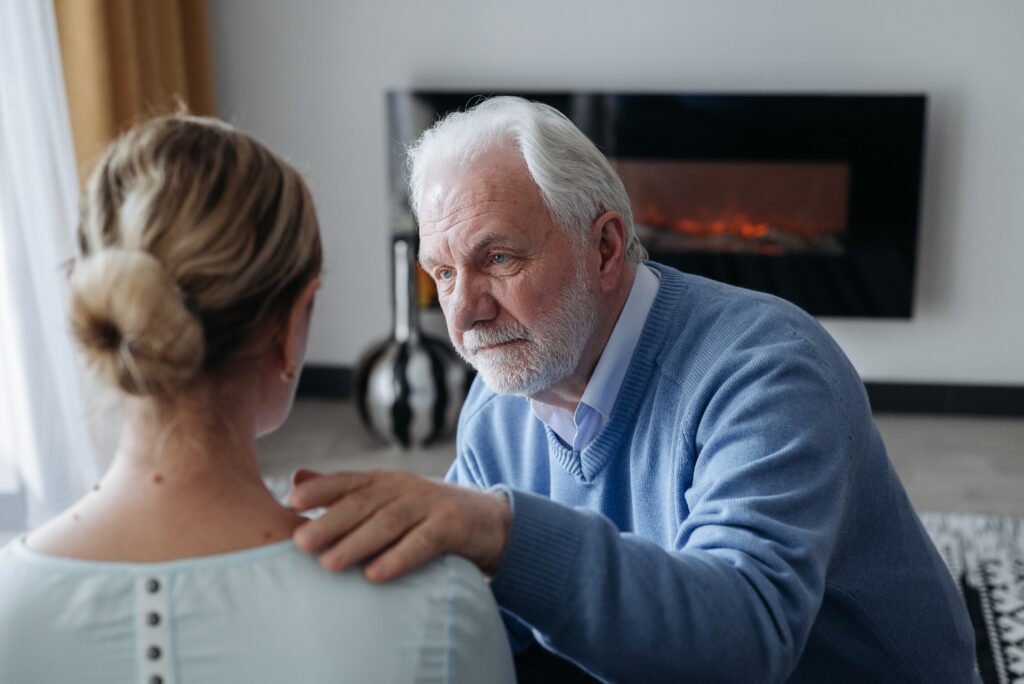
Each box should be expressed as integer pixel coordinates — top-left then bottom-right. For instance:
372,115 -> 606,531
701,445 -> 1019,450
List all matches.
279,277 -> 321,377
591,211 -> 628,293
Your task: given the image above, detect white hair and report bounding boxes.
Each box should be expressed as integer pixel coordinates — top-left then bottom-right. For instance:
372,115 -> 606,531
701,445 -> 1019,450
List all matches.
406,96 -> 647,264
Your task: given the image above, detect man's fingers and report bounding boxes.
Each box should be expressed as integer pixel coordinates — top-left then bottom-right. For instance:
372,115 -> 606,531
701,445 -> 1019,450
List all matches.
286,470 -> 509,581
293,487 -> 396,552
318,500 -> 426,573
290,467 -> 323,487
287,470 -> 374,510
364,519 -> 447,583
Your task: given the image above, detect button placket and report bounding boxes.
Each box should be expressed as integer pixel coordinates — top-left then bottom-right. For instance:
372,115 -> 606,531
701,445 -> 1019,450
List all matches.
135,574 -> 175,684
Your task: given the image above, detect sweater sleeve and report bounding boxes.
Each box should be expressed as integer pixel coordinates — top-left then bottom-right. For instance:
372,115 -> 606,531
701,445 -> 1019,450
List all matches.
446,420 -> 540,657
488,336 -> 862,683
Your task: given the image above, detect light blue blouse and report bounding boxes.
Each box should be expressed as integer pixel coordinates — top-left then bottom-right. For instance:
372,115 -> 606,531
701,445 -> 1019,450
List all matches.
0,537 -> 514,683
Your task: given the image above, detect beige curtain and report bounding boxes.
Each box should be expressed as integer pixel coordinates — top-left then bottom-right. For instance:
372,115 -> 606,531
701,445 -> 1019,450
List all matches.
54,0 -> 214,182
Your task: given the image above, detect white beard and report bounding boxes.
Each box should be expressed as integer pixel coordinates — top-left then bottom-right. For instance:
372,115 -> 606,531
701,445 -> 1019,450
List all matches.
451,255 -> 597,397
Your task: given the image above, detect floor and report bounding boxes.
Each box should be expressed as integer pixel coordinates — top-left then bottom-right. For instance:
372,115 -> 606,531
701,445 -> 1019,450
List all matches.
875,413 -> 1024,515
259,399 -> 1024,516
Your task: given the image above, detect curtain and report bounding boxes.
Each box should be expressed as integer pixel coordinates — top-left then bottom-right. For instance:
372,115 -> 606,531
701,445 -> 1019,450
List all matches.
0,0 -> 214,531
54,0 -> 214,181
0,196 -> 19,497
0,0 -> 99,528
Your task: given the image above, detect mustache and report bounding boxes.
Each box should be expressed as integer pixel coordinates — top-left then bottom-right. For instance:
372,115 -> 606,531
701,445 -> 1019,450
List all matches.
460,324 -> 531,353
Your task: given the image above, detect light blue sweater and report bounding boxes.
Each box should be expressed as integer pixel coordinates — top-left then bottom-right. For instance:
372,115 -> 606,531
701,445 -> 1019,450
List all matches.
448,262 -> 977,683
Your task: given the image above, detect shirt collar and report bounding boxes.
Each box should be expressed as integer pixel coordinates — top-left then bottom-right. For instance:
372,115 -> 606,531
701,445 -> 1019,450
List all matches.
531,264 -> 660,449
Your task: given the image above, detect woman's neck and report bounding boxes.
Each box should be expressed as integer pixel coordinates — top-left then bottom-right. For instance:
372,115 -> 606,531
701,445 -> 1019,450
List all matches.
26,382 -> 305,562
109,389 -> 265,490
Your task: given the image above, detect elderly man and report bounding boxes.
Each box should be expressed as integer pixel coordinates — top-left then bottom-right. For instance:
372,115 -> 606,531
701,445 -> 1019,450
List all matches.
289,97 -> 977,682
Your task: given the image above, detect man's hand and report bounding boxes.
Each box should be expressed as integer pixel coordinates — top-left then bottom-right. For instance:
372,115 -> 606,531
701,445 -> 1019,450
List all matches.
287,469 -> 511,583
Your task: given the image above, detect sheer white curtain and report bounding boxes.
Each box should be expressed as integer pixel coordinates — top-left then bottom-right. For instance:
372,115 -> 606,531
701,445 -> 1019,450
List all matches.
0,0 -> 101,529
0,191 -> 18,495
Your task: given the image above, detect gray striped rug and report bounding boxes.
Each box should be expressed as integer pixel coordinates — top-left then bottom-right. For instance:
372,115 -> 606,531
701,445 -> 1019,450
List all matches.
921,513 -> 1024,684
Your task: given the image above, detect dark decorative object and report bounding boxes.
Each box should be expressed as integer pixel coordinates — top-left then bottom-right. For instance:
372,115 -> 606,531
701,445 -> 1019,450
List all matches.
355,234 -> 472,448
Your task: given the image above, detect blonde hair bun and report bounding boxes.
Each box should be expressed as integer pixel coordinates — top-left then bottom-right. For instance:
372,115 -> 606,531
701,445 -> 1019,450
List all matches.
69,248 -> 204,396
73,115 -> 322,398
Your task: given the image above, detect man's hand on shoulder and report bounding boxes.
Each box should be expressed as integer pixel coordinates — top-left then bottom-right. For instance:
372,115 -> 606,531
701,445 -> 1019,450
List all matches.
287,468 -> 510,582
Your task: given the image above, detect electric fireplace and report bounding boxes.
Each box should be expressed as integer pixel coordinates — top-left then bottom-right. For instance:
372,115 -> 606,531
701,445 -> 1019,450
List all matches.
387,92 -> 927,318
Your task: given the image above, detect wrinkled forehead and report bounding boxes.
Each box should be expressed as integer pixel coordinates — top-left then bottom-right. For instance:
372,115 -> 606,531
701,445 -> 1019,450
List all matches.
417,159 -> 556,267
415,140 -> 526,206
418,148 -> 542,230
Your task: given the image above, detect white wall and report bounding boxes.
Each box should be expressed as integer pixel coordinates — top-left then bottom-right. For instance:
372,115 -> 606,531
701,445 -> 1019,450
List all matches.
208,0 -> 1024,385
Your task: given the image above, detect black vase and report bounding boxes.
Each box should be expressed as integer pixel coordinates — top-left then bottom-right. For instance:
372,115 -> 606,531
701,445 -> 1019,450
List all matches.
355,233 -> 473,448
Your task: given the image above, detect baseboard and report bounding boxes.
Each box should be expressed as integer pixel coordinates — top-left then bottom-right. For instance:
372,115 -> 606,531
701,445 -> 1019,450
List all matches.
298,365 -> 1024,417
863,382 -> 1024,416
296,365 -> 353,399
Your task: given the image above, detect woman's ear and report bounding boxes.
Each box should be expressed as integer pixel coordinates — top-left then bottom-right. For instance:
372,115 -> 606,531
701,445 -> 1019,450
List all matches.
279,277 -> 321,379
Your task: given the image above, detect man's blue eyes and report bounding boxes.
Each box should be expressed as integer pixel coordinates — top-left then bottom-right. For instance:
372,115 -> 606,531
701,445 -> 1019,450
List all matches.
435,255 -> 511,281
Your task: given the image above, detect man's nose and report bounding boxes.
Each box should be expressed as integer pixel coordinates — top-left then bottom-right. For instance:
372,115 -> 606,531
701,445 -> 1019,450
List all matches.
449,272 -> 498,333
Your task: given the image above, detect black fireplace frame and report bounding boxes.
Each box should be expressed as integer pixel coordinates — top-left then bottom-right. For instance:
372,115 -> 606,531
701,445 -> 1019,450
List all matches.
388,91 -> 927,318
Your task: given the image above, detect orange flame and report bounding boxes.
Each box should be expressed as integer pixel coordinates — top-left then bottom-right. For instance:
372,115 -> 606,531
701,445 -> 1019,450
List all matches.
636,208 -> 772,241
